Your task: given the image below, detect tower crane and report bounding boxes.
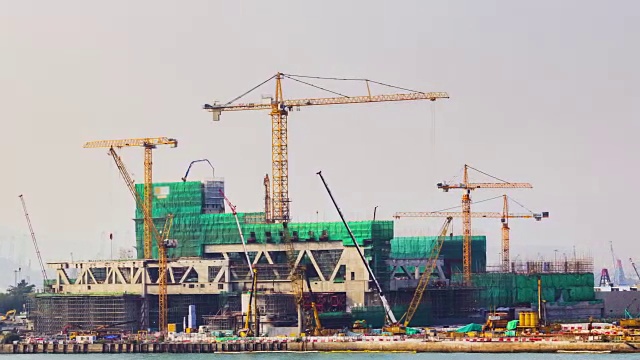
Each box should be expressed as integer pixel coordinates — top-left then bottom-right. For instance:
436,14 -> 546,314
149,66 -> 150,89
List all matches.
84,137 -> 178,259
394,195 -> 549,273
204,72 -> 449,223
437,165 -> 532,285
105,147 -> 176,334
18,194 -> 49,285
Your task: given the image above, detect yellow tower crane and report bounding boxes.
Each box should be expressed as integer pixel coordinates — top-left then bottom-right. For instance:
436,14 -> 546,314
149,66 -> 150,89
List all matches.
394,195 -> 549,273
204,72 -> 448,222
436,165 -> 532,285
106,147 -> 175,334
83,137 -> 178,259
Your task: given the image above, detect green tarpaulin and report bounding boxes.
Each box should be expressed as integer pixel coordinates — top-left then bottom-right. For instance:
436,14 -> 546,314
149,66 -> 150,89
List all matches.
455,323 -> 484,333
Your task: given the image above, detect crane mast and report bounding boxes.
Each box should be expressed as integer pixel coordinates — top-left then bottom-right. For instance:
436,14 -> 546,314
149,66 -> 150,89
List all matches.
501,195 -> 510,272
18,194 -> 49,284
204,72 -> 448,223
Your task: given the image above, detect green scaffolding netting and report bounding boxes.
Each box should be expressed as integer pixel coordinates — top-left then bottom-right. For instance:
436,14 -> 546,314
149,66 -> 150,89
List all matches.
133,181 -> 394,259
451,273 -> 596,307
390,235 -> 487,273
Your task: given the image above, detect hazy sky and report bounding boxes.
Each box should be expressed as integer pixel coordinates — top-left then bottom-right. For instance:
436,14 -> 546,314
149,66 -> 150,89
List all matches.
1,1 -> 637,285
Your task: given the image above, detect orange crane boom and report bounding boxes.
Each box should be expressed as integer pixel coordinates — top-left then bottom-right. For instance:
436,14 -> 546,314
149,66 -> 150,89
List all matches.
204,72 -> 448,223
394,195 -> 549,273
436,165 -> 533,285
83,137 -> 177,259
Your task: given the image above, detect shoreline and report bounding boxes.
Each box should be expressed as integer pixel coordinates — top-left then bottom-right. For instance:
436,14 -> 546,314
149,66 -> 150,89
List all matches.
1,339 -> 639,354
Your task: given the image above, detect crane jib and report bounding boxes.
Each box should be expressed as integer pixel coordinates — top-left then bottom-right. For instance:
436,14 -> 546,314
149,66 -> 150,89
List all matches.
204,92 -> 450,112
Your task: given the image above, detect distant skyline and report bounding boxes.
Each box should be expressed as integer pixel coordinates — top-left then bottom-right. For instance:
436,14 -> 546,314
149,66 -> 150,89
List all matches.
1,0 -> 637,282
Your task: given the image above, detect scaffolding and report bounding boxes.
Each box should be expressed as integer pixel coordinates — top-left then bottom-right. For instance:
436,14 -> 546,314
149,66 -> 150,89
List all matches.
202,314 -> 239,331
256,293 -> 297,322
28,294 -> 141,335
486,256 -> 594,274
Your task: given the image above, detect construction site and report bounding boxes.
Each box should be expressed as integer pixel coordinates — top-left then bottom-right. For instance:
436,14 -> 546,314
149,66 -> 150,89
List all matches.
21,73 -> 603,340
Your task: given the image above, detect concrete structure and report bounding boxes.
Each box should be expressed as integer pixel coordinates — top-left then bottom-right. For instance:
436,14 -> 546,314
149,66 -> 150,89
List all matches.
32,240 -> 377,334
595,288 -> 640,319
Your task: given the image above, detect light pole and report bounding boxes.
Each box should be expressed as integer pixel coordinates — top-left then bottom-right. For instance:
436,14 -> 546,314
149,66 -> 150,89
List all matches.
373,206 -> 379,221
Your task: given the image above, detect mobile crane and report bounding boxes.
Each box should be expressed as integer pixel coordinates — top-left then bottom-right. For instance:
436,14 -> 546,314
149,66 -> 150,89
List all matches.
316,171 -> 400,331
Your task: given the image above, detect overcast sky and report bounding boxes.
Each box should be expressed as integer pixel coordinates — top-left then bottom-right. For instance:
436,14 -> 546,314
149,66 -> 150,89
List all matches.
1,0 -> 637,285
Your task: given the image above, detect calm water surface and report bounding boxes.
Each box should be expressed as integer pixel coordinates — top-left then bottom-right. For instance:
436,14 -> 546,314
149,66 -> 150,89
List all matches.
0,353 -> 637,360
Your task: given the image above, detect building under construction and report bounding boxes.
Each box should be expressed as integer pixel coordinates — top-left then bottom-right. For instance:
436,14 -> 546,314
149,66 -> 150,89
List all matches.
29,179 -> 599,335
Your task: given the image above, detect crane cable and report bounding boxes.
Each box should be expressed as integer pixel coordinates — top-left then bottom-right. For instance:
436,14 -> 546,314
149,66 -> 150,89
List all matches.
222,74 -> 277,106
281,74 -> 349,98
465,165 -> 511,184
282,73 -> 426,94
219,73 -> 429,107
411,194 -> 536,215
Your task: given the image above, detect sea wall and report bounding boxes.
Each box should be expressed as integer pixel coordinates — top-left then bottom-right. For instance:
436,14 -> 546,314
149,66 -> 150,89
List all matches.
1,339 -> 639,354
298,340 -> 639,353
